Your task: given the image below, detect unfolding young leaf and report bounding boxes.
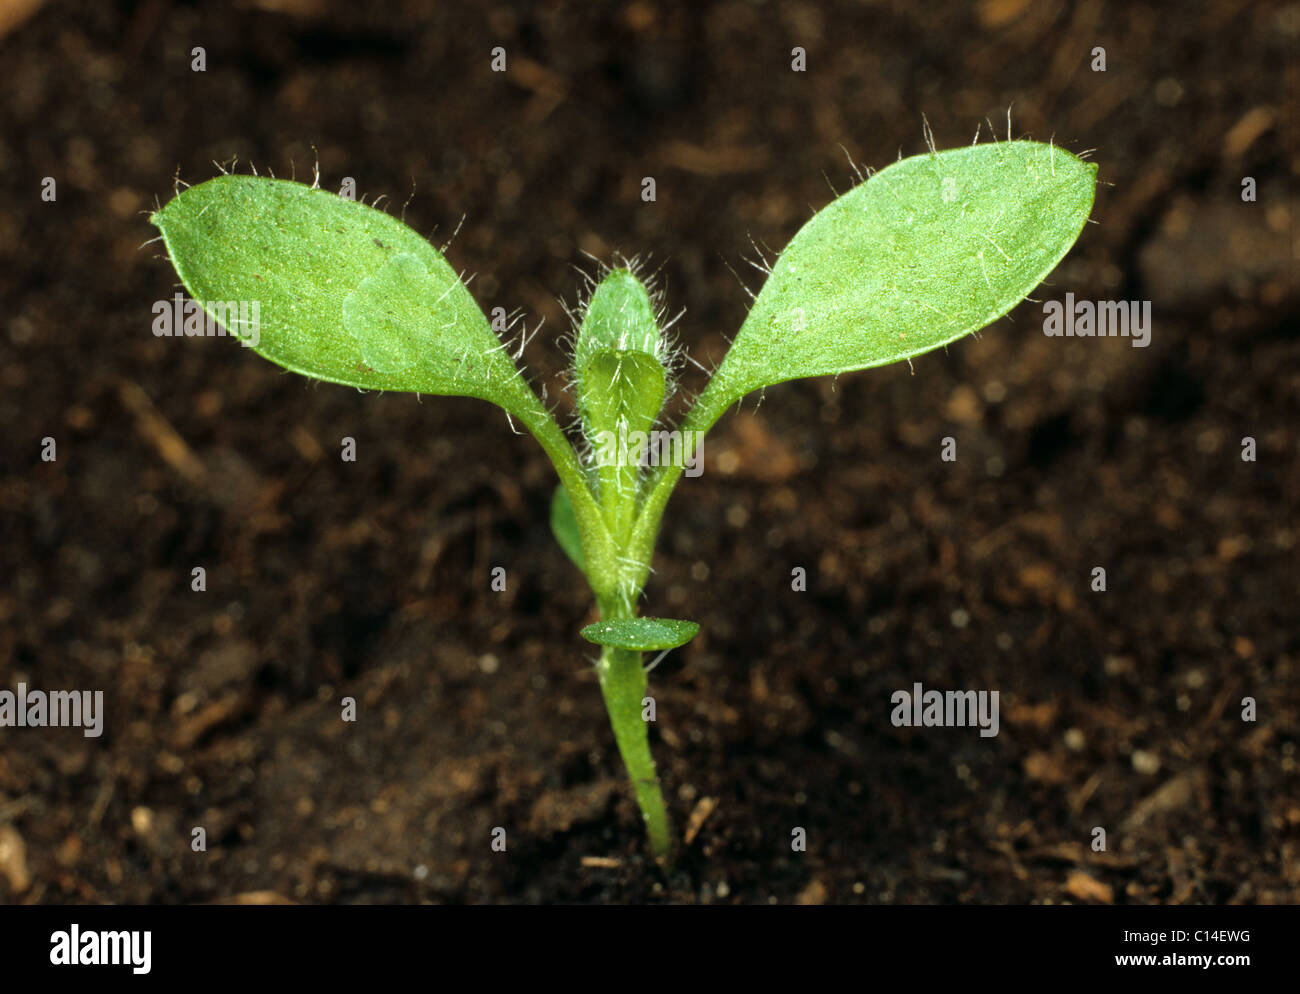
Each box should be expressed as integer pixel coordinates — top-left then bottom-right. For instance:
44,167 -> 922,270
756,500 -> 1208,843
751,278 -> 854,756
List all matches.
573,270 -> 667,444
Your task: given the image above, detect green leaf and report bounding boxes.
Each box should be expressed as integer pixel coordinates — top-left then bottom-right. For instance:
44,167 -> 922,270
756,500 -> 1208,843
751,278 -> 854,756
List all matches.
573,269 -> 662,376
573,270 -> 667,441
581,617 -> 700,652
572,270 -> 670,539
550,484 -> 586,574
151,175 -> 523,404
707,141 -> 1097,404
153,175 -> 616,589
582,349 -> 667,444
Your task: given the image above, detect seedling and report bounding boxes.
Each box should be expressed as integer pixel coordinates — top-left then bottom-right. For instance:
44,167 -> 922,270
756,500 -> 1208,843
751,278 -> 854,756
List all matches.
152,138 -> 1097,860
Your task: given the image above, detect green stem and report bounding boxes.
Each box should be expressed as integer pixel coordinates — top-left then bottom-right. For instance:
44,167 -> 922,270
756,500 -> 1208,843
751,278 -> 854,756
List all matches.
581,380 -> 747,860
624,368 -> 741,584
500,362 -> 675,858
596,598 -> 672,860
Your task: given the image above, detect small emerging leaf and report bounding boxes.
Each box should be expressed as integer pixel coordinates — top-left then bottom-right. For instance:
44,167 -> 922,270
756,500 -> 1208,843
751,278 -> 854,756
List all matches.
573,269 -> 670,535
573,270 -> 667,442
550,484 -> 586,574
573,269 -> 662,373
582,349 -> 666,442
709,141 -> 1097,404
581,617 -> 700,651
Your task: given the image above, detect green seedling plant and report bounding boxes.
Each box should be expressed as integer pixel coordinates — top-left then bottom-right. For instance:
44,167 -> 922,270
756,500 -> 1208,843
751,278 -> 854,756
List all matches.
152,135 -> 1097,861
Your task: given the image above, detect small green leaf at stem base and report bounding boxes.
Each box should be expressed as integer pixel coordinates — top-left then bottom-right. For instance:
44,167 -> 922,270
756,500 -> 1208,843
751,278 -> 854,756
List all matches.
582,617 -> 700,651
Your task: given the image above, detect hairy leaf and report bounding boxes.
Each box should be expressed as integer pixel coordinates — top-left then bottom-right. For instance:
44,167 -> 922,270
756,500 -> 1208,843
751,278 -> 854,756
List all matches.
152,175 -> 524,404
583,350 -> 666,445
572,269 -> 669,536
707,141 -> 1097,404
574,271 -> 667,448
573,269 -> 662,378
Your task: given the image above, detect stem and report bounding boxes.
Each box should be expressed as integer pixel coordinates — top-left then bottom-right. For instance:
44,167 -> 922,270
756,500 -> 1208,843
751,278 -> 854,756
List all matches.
625,367 -> 742,582
505,387 -> 604,541
582,377 -> 748,860
493,352 -> 676,857
596,594 -> 672,860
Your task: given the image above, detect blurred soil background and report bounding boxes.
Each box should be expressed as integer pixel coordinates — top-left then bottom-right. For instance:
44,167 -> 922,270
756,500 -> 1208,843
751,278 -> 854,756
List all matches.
0,0 -> 1296,903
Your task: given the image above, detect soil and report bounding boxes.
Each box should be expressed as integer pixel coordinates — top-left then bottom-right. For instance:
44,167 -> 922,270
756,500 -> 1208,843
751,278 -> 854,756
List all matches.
0,0 -> 1295,905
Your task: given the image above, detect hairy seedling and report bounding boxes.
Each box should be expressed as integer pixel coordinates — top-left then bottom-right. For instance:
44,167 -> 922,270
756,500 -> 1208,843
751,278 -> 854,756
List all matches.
152,137 -> 1097,859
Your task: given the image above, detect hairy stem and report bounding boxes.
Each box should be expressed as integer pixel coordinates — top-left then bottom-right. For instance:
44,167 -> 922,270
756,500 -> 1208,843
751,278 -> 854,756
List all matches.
625,368 -> 741,581
579,380 -> 744,860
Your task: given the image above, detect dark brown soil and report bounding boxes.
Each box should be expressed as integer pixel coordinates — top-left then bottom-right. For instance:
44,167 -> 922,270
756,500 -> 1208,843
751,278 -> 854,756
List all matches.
0,0 -> 1295,904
